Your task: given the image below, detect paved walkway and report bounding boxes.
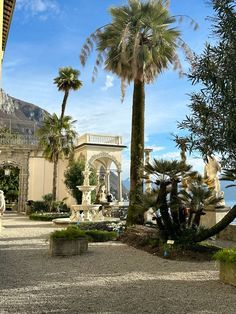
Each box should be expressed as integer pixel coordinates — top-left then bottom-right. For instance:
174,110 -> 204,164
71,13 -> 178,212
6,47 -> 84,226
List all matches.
0,212 -> 236,314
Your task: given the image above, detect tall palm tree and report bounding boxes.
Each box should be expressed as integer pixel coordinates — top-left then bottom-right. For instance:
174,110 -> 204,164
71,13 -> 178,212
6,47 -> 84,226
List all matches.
80,0 -> 195,223
54,67 -> 83,121
37,113 -> 77,200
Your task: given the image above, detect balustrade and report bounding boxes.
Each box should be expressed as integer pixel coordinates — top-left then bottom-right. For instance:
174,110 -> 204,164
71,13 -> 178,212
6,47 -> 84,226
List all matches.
77,133 -> 122,146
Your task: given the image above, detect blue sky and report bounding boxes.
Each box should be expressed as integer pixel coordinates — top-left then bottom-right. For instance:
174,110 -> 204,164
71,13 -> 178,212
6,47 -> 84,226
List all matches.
2,0 -> 215,179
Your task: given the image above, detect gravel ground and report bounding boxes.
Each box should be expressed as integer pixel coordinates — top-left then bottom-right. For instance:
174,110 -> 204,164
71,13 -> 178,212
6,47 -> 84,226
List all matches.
0,212 -> 236,314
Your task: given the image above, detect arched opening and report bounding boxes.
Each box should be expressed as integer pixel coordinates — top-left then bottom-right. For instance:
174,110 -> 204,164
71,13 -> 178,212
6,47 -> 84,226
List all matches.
88,154 -> 122,202
0,161 -> 20,211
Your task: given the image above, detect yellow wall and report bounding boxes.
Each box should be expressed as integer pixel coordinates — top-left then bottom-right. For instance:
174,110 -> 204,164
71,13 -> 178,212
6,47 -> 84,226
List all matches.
28,152 -> 75,206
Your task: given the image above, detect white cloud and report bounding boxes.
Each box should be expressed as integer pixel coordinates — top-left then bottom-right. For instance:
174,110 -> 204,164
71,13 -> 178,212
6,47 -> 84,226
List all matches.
16,0 -> 60,17
102,75 -> 114,91
146,145 -> 165,152
159,151 -> 180,160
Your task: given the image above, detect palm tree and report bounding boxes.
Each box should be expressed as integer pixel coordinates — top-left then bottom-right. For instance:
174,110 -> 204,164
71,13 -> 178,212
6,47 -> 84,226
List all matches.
80,0 -> 196,223
143,159 -> 229,243
145,159 -> 193,237
37,113 -> 77,200
54,67 -> 83,121
221,168 -> 236,188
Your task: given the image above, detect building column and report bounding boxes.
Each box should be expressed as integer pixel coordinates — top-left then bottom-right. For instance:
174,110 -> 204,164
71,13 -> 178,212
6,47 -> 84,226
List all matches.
117,170 -> 122,202
96,171 -> 100,193
105,169 -> 110,193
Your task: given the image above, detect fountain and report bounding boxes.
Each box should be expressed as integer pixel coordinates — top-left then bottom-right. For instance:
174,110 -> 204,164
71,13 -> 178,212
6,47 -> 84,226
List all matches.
70,163 -> 103,222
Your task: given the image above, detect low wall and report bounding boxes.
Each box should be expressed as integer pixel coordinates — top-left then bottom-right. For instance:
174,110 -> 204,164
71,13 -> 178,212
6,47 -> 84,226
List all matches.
218,224 -> 236,242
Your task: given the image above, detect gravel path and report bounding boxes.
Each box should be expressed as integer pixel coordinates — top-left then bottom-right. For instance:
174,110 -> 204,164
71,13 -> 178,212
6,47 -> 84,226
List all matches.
0,212 -> 236,314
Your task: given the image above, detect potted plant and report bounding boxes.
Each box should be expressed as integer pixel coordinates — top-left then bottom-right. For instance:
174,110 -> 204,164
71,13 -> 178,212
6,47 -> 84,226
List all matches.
213,248 -> 236,286
50,226 -> 88,256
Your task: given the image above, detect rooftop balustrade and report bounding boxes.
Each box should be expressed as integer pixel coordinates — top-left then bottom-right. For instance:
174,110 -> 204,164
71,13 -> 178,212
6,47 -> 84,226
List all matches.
77,133 -> 123,146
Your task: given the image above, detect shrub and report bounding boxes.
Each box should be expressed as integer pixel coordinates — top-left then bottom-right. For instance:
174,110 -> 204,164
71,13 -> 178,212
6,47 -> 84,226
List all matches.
213,248 -> 236,263
50,226 -> 117,242
29,213 -> 70,221
78,221 -> 124,232
50,226 -> 86,240
28,201 -> 48,213
64,159 -> 97,204
85,230 -> 117,242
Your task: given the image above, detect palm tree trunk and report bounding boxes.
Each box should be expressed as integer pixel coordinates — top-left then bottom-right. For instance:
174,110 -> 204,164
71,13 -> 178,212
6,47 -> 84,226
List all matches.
60,91 -> 69,121
52,154 -> 59,201
194,205 -> 236,242
127,79 -> 145,224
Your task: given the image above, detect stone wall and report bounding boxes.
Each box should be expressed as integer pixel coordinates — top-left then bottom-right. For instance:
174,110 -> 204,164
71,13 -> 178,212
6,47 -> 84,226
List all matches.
218,224 -> 236,242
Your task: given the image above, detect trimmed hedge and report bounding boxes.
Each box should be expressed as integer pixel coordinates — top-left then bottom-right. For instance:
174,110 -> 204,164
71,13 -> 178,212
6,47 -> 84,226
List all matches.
50,225 -> 117,242
29,213 -> 70,221
85,230 -> 117,242
78,221 -> 119,231
51,226 -> 86,240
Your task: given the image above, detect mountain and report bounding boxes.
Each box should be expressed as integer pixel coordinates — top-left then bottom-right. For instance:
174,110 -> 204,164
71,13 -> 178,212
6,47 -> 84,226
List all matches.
122,178 -> 130,191
110,171 -> 129,200
0,90 -> 48,135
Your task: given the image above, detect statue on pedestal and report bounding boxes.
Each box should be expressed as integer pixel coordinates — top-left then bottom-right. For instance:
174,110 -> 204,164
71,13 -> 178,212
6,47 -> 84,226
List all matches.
204,156 -> 221,195
204,156 -> 225,205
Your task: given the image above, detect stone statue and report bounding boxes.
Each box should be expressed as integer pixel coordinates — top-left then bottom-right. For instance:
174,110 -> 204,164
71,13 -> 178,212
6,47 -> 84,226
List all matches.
0,190 -> 6,215
95,176 -> 107,203
204,156 -> 221,196
144,208 -> 156,225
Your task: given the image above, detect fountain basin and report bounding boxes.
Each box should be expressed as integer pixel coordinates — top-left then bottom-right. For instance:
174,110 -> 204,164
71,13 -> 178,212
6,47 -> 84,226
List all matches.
70,204 -> 102,222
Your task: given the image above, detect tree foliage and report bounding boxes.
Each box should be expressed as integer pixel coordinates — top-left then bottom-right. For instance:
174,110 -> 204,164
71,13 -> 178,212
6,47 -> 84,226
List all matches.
0,166 -> 19,202
142,159 -> 235,243
178,0 -> 236,167
64,159 -> 97,204
37,114 -> 77,200
54,67 -> 83,120
80,0 -> 196,220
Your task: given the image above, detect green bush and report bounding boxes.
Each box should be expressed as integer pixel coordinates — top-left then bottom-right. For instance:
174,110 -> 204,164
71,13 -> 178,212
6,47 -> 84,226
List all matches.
50,225 -> 117,242
85,230 -> 117,242
51,226 -> 86,240
213,247 -> 236,263
28,201 -> 49,213
29,213 -> 70,221
78,221 -> 119,231
64,160 -> 97,204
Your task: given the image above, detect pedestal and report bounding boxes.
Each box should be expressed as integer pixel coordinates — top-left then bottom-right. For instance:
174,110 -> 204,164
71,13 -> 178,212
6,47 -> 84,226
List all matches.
200,206 -> 230,229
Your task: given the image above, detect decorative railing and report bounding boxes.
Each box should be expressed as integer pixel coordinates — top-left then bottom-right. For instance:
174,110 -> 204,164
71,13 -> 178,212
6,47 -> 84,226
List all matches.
77,133 -> 122,146
0,134 -> 39,147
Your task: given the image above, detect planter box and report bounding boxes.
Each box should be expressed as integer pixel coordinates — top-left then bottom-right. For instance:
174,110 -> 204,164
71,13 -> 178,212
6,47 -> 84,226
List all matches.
50,237 -> 88,256
219,262 -> 236,286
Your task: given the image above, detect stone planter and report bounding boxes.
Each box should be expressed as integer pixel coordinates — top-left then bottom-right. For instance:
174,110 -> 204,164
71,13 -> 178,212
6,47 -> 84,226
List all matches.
50,237 -> 88,256
219,262 -> 236,286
